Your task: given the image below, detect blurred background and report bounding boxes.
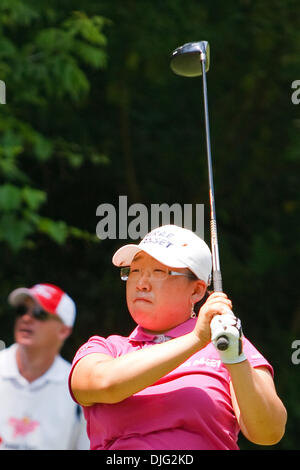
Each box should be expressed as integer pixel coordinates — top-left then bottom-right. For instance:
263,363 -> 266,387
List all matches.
0,0 -> 299,450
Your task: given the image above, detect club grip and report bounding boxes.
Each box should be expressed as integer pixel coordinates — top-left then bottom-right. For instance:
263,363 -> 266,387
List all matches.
213,270 -> 223,293
212,270 -> 230,350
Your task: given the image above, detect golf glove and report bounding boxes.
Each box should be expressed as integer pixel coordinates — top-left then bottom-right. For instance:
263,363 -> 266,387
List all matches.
210,313 -> 247,364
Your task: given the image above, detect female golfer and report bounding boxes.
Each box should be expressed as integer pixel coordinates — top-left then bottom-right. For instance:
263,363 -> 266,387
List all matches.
69,225 -> 286,450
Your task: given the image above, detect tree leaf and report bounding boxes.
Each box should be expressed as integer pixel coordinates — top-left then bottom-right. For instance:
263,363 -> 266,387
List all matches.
0,184 -> 22,211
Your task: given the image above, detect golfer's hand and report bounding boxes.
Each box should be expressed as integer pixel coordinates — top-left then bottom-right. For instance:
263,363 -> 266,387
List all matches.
210,313 -> 246,364
193,292 -> 233,347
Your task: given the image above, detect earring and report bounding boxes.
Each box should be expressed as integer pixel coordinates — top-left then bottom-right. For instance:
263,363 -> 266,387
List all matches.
190,304 -> 196,318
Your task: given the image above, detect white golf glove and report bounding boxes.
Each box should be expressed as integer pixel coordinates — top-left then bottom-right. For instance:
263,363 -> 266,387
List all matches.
210,313 -> 247,364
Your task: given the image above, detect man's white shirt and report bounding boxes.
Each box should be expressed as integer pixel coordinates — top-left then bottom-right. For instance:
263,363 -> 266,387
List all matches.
0,344 -> 89,450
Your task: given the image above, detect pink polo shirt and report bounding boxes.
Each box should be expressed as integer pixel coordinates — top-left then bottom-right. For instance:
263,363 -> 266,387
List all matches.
69,318 -> 273,450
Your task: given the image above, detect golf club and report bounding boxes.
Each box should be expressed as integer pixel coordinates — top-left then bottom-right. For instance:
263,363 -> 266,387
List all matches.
170,41 -> 230,351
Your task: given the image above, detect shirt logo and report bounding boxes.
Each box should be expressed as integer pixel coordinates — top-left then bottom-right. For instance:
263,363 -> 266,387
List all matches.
8,416 -> 39,438
178,356 -> 222,369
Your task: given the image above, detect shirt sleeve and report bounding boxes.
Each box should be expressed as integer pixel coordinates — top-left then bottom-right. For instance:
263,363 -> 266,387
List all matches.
68,335 -> 114,404
242,337 -> 274,377
73,335 -> 115,361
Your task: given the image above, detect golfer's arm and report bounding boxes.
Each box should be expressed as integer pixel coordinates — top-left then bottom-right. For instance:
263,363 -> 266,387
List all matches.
228,361 -> 287,445
71,332 -> 201,406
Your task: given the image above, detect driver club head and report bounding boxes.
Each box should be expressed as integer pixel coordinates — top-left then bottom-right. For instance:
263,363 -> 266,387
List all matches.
170,41 -> 210,77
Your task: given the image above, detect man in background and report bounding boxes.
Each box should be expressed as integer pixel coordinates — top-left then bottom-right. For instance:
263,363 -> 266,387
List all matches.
0,283 -> 89,450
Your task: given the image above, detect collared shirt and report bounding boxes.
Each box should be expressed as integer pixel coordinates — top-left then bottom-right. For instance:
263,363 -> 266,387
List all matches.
0,344 -> 89,450
69,318 -> 273,450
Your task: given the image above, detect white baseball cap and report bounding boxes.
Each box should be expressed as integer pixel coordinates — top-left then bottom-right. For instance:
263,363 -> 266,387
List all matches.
112,224 -> 212,284
8,283 -> 76,327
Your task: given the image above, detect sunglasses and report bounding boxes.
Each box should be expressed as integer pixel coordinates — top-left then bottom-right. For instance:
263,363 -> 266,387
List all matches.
14,304 -> 51,321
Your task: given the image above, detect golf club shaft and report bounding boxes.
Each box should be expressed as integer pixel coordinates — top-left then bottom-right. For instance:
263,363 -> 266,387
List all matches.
170,41 -> 230,350
200,54 -> 230,351
200,55 -> 222,293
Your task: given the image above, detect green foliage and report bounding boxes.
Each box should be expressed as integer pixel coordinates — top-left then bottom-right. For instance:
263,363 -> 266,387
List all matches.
0,0 -> 109,250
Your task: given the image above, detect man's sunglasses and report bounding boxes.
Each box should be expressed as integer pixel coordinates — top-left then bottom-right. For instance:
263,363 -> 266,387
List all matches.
14,304 -> 51,321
